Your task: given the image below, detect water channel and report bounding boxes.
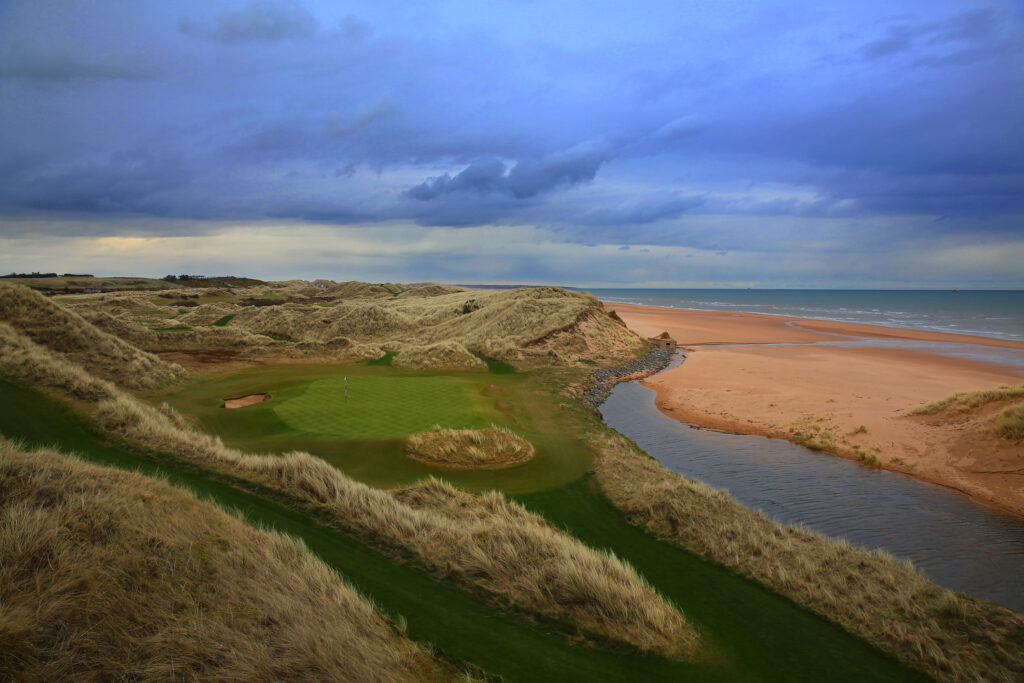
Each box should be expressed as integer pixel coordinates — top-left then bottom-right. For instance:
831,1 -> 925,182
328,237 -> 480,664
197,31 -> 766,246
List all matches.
600,354 -> 1024,612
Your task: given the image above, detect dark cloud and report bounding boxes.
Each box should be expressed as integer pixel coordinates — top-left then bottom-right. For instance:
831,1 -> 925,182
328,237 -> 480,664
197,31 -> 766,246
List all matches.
0,53 -> 155,83
407,159 -> 508,200
0,0 -> 1020,276
859,9 -> 1003,63
180,0 -> 317,44
507,143 -> 611,198
2,154 -> 188,214
407,143 -> 611,203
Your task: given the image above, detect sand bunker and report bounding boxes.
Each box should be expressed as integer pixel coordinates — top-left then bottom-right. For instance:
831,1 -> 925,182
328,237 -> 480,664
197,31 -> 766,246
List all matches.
223,393 -> 270,409
406,427 -> 535,469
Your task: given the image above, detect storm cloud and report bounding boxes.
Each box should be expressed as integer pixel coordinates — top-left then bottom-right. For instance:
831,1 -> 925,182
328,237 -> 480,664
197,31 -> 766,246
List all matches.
0,0 -> 1021,286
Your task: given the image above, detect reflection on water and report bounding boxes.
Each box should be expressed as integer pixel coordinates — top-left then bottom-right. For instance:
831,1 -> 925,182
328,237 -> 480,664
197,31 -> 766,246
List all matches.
601,379 -> 1024,612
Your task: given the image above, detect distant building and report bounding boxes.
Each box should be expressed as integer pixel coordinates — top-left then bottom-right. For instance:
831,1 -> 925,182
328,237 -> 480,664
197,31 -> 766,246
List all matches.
647,332 -> 676,351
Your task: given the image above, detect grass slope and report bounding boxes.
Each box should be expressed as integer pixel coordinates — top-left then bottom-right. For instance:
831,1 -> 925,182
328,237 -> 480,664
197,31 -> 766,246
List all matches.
274,375 -> 483,437
0,377 -> 926,682
0,445 -> 451,682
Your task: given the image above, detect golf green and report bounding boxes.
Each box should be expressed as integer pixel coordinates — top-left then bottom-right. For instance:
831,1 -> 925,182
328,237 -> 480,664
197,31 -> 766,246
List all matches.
274,375 -> 483,438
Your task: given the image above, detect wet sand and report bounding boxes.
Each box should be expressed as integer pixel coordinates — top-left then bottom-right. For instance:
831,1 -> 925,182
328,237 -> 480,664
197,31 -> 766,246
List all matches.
605,302 -> 1024,516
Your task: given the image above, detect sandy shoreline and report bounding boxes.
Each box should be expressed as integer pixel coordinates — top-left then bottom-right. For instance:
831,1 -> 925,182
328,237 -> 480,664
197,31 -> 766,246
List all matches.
604,302 -> 1024,517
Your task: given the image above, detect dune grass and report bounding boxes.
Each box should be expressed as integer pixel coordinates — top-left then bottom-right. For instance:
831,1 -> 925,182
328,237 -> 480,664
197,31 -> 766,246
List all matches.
274,375 -> 486,438
587,428 -> 1024,683
0,316 -> 686,656
0,443 -> 453,682
64,282 -> 646,367
90,390 -> 696,658
406,426 -> 535,469
212,313 -> 236,327
996,402 -> 1024,440
0,283 -> 185,390
910,383 -> 1024,415
6,284 -> 1019,681
0,377 -> 931,682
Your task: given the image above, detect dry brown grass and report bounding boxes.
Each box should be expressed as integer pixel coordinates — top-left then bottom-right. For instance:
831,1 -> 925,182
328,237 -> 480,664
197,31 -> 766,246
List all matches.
406,426 -> 536,469
0,442 -> 454,682
390,477 -> 696,655
392,341 -> 487,370
996,402 -> 1024,440
0,283 -> 185,389
588,429 -> 1024,683
910,384 -> 1024,416
90,394 -> 696,657
2,324 -> 688,655
0,321 -> 119,402
64,282 -> 645,368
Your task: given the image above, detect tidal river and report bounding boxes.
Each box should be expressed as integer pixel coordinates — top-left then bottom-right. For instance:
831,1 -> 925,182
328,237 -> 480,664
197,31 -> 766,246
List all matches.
600,358 -> 1024,612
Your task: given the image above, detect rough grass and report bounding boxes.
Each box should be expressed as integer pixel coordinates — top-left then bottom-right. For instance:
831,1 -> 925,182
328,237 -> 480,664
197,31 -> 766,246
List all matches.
90,393 -> 697,658
274,375 -> 484,438
996,402 -> 1024,440
406,426 -> 536,469
909,384 -> 1024,416
0,332 -> 691,656
392,341 -> 487,370
588,429 -> 1024,683
0,283 -> 185,389
0,322 -> 120,402
0,443 -> 453,682
62,282 -> 646,368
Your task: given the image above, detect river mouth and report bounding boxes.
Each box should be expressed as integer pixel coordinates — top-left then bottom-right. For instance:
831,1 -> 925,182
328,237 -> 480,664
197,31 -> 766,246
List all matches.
600,357 -> 1024,612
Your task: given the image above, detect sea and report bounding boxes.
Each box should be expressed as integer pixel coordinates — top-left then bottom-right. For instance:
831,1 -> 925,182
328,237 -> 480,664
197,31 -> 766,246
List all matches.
589,289 -> 1024,342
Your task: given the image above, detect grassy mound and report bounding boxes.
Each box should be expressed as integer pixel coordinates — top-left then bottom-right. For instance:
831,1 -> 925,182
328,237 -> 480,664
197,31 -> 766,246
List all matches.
406,426 -> 535,469
61,281 -> 646,368
0,283 -> 184,389
274,375 -> 483,438
0,322 -> 119,401
996,402 -> 1024,440
392,341 -> 487,370
909,383 -> 1024,443
0,443 -> 452,682
910,384 -> 1024,415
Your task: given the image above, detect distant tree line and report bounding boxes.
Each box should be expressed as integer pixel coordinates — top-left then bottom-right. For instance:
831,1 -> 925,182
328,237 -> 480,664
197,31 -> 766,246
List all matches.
162,274 -> 256,282
1,273 -> 95,278
162,274 -> 245,282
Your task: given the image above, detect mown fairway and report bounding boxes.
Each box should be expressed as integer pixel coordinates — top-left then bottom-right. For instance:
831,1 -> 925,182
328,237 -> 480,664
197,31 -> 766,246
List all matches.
274,375 -> 483,437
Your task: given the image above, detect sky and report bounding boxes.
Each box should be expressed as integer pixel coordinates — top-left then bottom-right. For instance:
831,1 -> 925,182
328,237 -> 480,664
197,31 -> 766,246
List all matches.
1,0 -> 1022,288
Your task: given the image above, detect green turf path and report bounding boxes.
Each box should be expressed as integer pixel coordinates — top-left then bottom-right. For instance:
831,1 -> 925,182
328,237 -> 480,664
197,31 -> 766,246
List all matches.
515,477 -> 929,682
274,375 -> 485,437
366,350 -> 397,366
0,378 -> 927,682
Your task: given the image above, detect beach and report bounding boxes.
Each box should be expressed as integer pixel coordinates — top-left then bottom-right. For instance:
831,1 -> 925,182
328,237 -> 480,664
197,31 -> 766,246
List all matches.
606,302 -> 1024,516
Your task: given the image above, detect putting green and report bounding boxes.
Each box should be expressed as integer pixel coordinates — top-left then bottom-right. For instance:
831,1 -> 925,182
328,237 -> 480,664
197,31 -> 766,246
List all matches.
274,375 -> 482,438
